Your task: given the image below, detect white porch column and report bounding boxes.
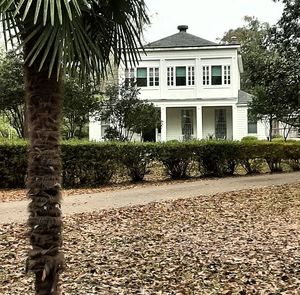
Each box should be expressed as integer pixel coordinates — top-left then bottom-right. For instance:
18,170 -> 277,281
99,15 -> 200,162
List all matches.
196,106 -> 203,139
232,105 -> 238,140
161,106 -> 167,141
89,116 -> 102,141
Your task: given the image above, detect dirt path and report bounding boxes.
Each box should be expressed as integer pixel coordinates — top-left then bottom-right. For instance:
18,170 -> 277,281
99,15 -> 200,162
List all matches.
1,172 -> 300,224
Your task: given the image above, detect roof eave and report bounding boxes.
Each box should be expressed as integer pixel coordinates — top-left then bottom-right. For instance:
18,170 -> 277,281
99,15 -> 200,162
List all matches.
140,44 -> 241,52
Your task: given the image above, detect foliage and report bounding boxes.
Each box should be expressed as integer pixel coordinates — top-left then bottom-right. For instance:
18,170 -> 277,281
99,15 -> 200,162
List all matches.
61,141 -> 119,187
221,16 -> 270,92
0,51 -> 25,138
119,142 -> 156,182
222,16 -> 300,141
99,83 -> 161,141
2,140 -> 300,188
63,77 -> 100,139
156,141 -> 195,179
195,141 -> 241,177
241,136 -> 258,142
0,0 -> 150,293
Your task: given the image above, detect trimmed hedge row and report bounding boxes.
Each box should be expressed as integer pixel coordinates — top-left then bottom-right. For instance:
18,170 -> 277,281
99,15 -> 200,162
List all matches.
1,140 -> 300,188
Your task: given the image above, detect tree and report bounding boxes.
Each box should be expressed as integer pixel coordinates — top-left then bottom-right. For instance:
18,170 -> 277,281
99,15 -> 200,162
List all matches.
0,51 -> 25,138
221,16 -> 270,92
221,16 -> 300,140
0,1 -> 149,294
99,83 -> 161,141
63,77 -> 99,139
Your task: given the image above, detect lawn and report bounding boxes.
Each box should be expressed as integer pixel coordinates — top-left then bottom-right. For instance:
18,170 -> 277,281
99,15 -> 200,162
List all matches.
1,184 -> 300,294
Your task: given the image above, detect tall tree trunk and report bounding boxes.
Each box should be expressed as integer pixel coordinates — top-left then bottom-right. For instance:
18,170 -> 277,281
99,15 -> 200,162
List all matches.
24,64 -> 64,295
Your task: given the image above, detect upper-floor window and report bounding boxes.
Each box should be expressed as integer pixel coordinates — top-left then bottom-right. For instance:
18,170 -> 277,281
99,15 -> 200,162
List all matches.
167,66 -> 195,86
202,65 -> 231,86
135,67 -> 160,87
137,67 -> 147,87
125,68 -> 135,86
149,67 -> 159,86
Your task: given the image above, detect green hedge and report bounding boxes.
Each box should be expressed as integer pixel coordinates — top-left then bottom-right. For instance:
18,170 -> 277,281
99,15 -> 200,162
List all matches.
1,139 -> 300,188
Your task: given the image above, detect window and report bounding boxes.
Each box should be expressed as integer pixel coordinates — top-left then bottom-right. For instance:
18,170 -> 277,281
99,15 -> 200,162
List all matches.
224,65 -> 231,85
203,66 -> 209,85
202,65 -> 231,86
211,66 -> 222,85
215,109 -> 227,139
149,67 -> 159,86
176,67 -> 186,86
136,68 -> 147,87
181,109 -> 194,140
136,67 -> 159,87
248,121 -> 257,134
125,68 -> 135,86
167,66 -> 194,86
188,66 -> 195,86
167,67 -> 174,86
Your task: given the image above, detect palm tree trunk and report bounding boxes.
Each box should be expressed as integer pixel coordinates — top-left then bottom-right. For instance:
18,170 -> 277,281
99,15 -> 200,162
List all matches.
24,64 -> 64,295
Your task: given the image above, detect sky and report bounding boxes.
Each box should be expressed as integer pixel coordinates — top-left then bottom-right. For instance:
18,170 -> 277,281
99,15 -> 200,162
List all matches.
143,0 -> 284,43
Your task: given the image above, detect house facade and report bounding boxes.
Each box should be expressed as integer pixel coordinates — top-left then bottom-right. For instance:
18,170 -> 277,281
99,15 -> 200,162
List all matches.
90,25 -> 267,141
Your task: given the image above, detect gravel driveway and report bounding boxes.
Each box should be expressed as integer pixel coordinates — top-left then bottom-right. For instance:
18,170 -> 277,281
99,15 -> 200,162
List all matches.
1,171 -> 300,224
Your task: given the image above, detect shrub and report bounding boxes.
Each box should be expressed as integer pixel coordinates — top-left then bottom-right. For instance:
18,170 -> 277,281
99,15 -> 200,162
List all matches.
195,141 -> 242,177
156,141 -> 194,179
282,143 -> 300,171
241,136 -> 258,142
61,141 -> 120,187
239,142 -> 265,174
0,139 -> 27,188
262,142 -> 284,172
119,142 -> 155,182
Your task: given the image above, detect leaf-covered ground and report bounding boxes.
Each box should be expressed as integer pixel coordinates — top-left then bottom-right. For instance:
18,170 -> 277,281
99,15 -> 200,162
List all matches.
1,184 -> 300,294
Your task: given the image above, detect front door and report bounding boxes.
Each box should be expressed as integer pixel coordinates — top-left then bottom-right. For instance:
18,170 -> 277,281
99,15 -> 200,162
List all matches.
215,109 -> 227,139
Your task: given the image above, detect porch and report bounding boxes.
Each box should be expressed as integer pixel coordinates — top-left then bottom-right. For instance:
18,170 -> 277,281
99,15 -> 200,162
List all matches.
158,106 -> 237,141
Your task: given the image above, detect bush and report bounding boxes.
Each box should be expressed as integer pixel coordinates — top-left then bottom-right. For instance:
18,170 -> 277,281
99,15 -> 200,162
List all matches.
0,139 -> 27,188
282,143 -> 300,171
61,141 -> 120,187
195,141 -> 242,177
156,141 -> 194,179
239,142 -> 265,174
261,142 -> 284,172
241,136 -> 258,142
1,139 -> 300,188
119,142 -> 155,182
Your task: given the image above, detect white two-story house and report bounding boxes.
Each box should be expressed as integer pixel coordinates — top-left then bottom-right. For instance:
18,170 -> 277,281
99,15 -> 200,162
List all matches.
90,25 -> 266,141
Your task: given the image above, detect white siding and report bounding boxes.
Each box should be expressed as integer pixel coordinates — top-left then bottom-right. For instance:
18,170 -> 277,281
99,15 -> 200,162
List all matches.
236,107 -> 248,140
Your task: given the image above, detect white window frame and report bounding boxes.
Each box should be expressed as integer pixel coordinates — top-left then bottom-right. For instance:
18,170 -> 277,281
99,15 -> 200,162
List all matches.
167,66 -> 195,87
149,67 -> 159,86
202,65 -> 231,86
136,67 -> 159,87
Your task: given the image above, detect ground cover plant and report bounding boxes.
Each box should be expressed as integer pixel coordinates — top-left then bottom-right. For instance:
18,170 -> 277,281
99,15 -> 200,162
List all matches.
1,184 -> 300,294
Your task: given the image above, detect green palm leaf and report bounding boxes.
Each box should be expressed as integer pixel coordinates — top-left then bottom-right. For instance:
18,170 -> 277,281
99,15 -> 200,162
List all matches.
0,0 -> 149,79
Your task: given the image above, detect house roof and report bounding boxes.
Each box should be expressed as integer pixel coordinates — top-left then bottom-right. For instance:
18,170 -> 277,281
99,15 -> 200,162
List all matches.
145,25 -> 217,48
238,90 -> 253,105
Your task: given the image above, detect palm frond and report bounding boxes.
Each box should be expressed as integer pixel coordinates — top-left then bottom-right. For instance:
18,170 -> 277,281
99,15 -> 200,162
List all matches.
0,0 -> 150,79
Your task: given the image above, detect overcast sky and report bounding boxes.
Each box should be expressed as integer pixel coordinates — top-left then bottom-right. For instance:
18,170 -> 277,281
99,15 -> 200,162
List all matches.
143,0 -> 284,43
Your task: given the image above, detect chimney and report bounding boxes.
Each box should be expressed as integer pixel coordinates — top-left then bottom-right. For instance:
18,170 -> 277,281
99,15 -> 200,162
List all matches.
178,25 -> 188,32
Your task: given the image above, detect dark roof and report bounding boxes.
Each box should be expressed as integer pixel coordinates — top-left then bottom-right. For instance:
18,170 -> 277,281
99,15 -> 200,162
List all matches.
238,90 -> 253,105
145,27 -> 217,48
